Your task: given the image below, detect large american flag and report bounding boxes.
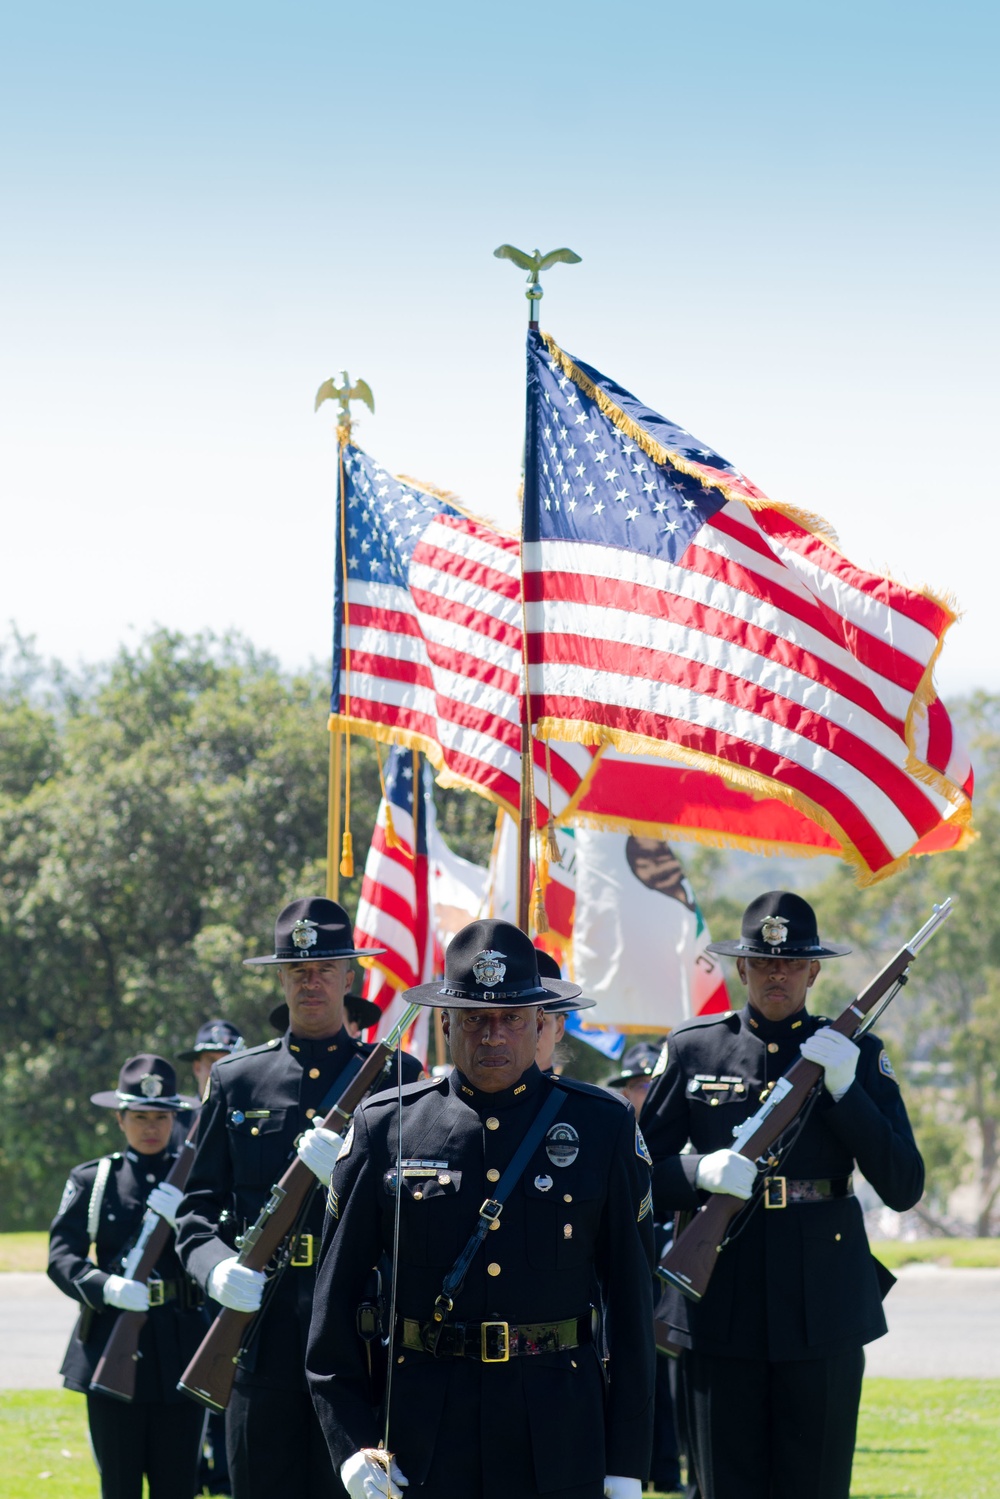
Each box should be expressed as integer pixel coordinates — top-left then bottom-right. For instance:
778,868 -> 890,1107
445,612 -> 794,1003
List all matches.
522,330 -> 973,883
331,443 -> 586,821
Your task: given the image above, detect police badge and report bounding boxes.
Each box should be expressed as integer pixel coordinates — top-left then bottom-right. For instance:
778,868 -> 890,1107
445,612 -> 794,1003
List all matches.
760,916 -> 788,947
545,1122 -> 580,1167
139,1074 -> 163,1098
471,950 -> 506,988
291,918 -> 319,951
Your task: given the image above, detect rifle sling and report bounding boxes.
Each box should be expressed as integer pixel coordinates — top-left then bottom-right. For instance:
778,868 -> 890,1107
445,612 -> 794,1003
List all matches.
429,1084 -> 566,1339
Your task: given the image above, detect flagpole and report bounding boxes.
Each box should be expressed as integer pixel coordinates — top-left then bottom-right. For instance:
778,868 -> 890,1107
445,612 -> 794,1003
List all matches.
316,369 -> 375,905
493,244 -> 581,932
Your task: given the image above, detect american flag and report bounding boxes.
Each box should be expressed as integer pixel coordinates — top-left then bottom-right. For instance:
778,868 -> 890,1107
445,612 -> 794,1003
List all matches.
353,745 -> 431,1060
332,443 -> 587,821
522,330 -> 973,884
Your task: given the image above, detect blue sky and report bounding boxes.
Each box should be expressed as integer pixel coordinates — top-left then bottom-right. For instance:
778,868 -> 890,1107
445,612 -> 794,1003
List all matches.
2,0 -> 997,699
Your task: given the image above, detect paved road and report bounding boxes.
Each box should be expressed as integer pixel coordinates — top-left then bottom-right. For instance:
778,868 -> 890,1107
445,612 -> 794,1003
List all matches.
3,1266 -> 1000,1388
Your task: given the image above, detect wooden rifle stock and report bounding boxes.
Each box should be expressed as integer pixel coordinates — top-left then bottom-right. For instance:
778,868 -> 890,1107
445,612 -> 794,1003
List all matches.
178,1008 -> 419,1412
658,900 -> 952,1304
90,1114 -> 201,1402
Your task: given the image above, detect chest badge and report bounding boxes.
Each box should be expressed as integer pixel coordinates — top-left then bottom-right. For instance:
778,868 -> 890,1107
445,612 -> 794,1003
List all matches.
545,1121 -> 580,1168
534,1173 -> 554,1192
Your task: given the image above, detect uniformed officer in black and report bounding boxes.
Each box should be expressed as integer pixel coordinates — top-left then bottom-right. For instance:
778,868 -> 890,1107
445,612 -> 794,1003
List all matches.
534,946 -> 595,1076
176,897 -> 422,1499
306,919 -> 656,1499
48,1054 -> 206,1499
177,1018 -> 246,1497
641,892 -> 924,1499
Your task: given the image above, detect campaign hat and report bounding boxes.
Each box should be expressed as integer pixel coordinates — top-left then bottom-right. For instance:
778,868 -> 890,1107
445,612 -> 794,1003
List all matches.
535,947 -> 595,1015
91,1054 -> 200,1111
244,897 -> 385,966
403,919 -> 581,1009
176,1018 -> 246,1062
706,891 -> 850,960
268,993 -> 383,1033
605,1042 -> 663,1090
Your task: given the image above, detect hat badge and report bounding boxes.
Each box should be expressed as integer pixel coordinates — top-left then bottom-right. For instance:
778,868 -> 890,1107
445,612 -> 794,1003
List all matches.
291,919 -> 319,950
139,1074 -> 163,1098
471,950 -> 506,988
760,916 -> 788,947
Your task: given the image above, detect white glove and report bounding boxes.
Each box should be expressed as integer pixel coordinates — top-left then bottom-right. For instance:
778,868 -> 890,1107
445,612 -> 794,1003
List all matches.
800,1029 -> 860,1101
604,1479 -> 642,1499
340,1449 -> 408,1499
146,1182 -> 184,1229
103,1274 -> 150,1312
206,1256 -> 266,1312
695,1148 -> 757,1199
296,1120 -> 345,1187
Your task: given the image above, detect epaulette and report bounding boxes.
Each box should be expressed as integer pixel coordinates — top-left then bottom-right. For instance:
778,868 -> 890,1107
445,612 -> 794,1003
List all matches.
671,1010 -> 737,1037
553,1075 -> 630,1110
212,1038 -> 283,1066
361,1073 -> 446,1108
77,1152 -> 123,1172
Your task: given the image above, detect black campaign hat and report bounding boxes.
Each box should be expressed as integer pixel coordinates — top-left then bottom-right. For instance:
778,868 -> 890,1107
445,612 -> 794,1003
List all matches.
177,1019 -> 246,1061
606,1042 -> 663,1090
535,947 -> 595,1016
90,1054 -> 200,1111
244,897 -> 385,966
403,920 -> 581,1009
707,891 -> 850,960
268,993 -> 383,1033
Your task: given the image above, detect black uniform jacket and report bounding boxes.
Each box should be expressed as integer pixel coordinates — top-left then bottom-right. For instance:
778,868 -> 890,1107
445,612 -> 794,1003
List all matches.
176,1026 -> 421,1391
48,1146 -> 205,1399
306,1064 -> 656,1492
641,1004 -> 924,1362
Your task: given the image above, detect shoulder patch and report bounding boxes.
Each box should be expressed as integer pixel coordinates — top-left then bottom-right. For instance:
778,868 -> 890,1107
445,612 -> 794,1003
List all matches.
652,1042 -> 669,1078
878,1049 -> 897,1082
337,1122 -> 354,1161
57,1178 -> 78,1216
635,1123 -> 652,1167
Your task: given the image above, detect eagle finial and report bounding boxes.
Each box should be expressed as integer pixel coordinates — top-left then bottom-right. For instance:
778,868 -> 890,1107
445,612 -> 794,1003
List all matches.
314,370 -> 375,443
493,244 -> 582,320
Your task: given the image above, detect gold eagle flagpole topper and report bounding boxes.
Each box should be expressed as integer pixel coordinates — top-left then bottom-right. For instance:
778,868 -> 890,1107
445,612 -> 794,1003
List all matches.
315,370 -> 376,897
494,243 -> 581,933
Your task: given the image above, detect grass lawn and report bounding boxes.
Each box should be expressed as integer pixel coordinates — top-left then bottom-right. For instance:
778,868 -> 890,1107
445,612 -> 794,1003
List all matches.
3,1381 -> 999,1498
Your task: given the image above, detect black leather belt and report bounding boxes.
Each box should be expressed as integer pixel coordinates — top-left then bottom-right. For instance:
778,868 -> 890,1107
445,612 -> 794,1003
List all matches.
764,1175 -> 854,1208
400,1314 -> 590,1363
147,1277 -> 204,1310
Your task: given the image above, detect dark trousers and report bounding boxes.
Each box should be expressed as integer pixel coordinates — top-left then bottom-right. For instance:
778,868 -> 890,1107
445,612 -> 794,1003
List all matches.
87,1392 -> 205,1499
684,1347 -> 865,1499
651,1352 -> 682,1490
228,1384 -> 343,1499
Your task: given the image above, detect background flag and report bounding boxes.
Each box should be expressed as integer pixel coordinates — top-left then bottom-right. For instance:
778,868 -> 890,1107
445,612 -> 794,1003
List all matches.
522,329 -> 973,884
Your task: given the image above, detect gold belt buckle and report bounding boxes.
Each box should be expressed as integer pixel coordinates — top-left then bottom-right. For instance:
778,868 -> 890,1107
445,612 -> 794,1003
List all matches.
481,1320 -> 509,1363
147,1278 -> 165,1306
764,1176 -> 787,1209
290,1233 -> 314,1267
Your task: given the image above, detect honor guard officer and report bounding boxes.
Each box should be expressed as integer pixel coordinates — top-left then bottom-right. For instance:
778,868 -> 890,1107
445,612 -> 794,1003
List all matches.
177,1019 -> 245,1497
178,1018 -> 246,1100
48,1055 -> 206,1499
534,947 -> 596,1076
176,898 -> 422,1499
641,893 -> 924,1499
306,919 -> 656,1499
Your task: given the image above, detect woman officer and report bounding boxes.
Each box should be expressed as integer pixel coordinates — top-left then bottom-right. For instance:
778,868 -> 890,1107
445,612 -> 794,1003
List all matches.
48,1053 -> 207,1499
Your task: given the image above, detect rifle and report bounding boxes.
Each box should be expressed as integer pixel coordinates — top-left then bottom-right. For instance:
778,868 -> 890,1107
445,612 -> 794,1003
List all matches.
90,1113 -> 202,1402
658,898 -> 952,1304
178,1005 -> 419,1412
